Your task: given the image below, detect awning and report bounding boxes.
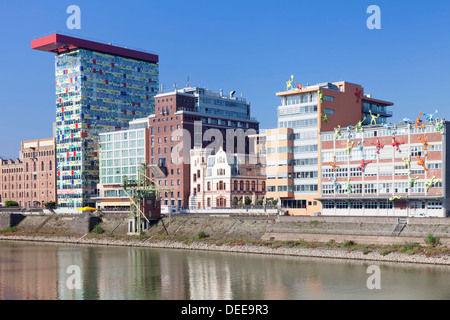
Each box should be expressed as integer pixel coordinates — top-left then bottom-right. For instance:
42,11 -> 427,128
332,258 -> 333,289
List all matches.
97,202 -> 131,207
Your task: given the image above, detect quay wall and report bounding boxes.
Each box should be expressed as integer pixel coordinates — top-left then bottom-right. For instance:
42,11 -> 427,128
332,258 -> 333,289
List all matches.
1,213 -> 449,246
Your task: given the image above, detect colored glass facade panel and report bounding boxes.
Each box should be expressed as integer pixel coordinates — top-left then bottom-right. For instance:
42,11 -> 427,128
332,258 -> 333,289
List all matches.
55,49 -> 158,209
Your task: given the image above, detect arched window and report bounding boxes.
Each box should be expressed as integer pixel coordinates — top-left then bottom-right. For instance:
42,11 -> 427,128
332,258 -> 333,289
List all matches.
246,181 -> 250,191
41,161 -> 44,171
26,163 -> 29,172
234,181 -> 238,191
49,161 -> 52,171
240,181 -> 244,191
251,181 -> 256,191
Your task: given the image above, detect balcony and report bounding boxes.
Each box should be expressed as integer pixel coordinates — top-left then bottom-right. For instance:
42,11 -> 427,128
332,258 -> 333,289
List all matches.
363,105 -> 393,117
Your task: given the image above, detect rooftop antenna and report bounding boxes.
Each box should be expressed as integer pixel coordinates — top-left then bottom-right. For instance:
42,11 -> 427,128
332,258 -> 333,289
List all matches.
186,76 -> 190,87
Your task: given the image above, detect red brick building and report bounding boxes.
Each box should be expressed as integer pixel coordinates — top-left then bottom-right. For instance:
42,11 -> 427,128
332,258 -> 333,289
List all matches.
0,139 -> 56,208
95,87 -> 260,211
149,87 -> 260,209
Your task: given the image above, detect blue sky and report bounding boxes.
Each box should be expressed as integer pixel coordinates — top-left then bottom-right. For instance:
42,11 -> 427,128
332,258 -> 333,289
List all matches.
0,0 -> 449,159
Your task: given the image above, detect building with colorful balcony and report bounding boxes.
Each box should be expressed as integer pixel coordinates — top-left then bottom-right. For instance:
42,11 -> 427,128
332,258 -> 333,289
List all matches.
318,118 -> 449,217
31,34 -> 159,212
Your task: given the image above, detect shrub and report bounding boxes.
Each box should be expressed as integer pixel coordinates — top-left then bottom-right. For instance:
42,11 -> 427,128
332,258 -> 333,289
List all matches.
5,201 -> 19,207
343,240 -> 356,248
197,230 -> 207,239
379,249 -> 391,256
43,201 -> 56,209
424,233 -> 440,247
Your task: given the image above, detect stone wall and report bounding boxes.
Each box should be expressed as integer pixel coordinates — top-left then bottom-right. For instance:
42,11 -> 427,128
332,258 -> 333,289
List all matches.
2,213 -> 449,246
0,213 -> 25,230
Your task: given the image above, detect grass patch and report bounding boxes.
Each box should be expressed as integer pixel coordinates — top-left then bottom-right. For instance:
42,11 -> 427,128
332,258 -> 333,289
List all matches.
310,220 -> 319,227
0,226 -> 17,234
362,246 -> 371,255
91,225 -> 104,234
343,240 -> 356,248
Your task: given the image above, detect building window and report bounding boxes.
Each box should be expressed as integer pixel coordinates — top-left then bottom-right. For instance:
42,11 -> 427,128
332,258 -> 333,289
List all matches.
428,201 -> 443,209
364,201 -> 378,209
364,184 -> 377,194
410,201 -> 425,209
323,202 -> 335,209
350,202 -> 363,209
336,202 -> 347,209
379,201 -> 393,209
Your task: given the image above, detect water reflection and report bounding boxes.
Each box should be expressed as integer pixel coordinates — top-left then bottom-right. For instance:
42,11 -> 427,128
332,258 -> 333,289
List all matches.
0,241 -> 448,300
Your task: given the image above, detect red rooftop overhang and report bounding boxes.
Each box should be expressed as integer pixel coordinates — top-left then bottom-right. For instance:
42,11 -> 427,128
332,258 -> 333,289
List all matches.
31,34 -> 158,64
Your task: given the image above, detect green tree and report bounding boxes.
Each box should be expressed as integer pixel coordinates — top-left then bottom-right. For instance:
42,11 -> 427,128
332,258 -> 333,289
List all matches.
5,201 -> 19,207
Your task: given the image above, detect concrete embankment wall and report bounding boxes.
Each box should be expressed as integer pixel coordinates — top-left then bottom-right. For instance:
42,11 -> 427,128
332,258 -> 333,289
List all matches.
2,213 -> 449,246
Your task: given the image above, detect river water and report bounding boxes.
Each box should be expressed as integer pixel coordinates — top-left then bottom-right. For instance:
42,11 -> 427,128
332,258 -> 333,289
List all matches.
0,240 -> 448,300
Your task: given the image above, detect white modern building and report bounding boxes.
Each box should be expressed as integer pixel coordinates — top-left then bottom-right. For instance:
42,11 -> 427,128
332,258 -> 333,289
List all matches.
94,118 -> 148,211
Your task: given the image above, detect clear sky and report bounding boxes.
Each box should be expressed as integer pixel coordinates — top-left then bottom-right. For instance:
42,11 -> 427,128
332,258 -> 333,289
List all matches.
0,0 -> 449,159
